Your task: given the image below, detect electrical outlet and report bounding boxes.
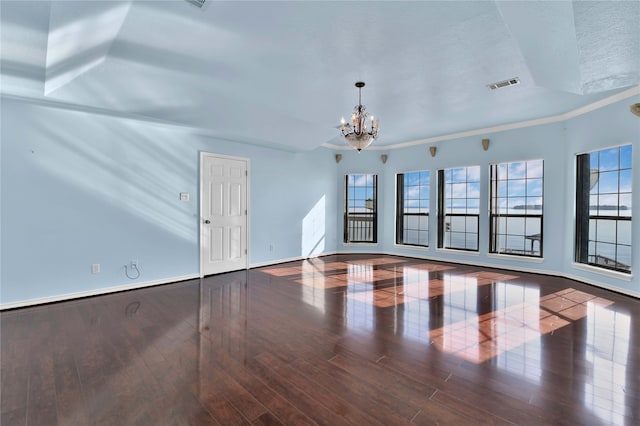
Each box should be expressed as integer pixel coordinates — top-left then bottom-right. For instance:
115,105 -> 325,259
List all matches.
91,264 -> 100,274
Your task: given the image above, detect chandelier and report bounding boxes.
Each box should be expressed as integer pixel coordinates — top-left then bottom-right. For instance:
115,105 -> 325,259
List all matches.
340,82 -> 379,151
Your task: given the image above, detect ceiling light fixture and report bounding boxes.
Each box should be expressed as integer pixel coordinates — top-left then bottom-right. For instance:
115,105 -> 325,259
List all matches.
340,82 -> 379,151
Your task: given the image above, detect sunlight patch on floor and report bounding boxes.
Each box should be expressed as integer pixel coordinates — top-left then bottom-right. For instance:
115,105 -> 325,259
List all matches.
429,288 -> 614,364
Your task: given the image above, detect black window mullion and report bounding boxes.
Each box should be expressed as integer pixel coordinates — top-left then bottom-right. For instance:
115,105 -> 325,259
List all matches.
372,175 -> 378,243
489,164 -> 496,253
396,174 -> 404,245
539,215 -> 544,258
575,153 -> 591,264
344,175 -> 349,243
437,170 -> 445,248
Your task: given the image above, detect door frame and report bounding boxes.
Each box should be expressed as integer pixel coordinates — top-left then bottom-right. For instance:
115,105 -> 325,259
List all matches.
199,152 -> 250,277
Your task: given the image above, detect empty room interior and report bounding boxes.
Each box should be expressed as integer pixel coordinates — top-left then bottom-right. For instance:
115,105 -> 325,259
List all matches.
2,1 -> 640,425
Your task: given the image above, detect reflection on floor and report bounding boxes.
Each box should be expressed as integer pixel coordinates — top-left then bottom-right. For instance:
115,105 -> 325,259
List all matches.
429,288 -> 613,364
264,259 -> 616,365
1,254 -> 638,425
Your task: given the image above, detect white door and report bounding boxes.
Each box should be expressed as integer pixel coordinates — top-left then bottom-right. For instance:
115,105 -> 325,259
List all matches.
201,153 -> 248,275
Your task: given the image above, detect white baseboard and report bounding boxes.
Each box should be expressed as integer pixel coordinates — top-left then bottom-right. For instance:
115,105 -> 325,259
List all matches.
562,272 -> 640,299
338,249 -> 639,299
250,256 -> 305,269
0,274 -> 200,310
3,251 -> 339,310
374,250 -> 561,276
4,250 -> 637,310
250,251 -> 337,269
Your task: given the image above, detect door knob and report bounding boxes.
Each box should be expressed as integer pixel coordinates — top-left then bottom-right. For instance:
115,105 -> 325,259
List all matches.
204,220 -> 211,224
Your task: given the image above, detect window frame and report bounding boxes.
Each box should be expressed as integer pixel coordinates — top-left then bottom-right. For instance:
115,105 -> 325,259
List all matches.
396,170 -> 430,247
344,174 -> 378,244
437,166 -> 481,252
575,145 -> 632,274
489,159 -> 544,258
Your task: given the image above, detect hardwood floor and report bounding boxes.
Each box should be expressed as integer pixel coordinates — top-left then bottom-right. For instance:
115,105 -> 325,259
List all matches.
1,254 -> 638,425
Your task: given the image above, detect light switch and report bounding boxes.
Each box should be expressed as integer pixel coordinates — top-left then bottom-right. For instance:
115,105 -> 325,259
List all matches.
179,192 -> 189,201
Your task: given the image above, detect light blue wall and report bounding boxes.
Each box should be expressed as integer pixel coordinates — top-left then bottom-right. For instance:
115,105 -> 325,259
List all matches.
337,94 -> 640,297
248,148 -> 337,264
2,94 -> 638,306
0,97 -> 337,305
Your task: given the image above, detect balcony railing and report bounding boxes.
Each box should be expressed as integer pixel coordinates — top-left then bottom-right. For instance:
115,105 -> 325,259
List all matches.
587,254 -> 630,273
345,212 -> 376,243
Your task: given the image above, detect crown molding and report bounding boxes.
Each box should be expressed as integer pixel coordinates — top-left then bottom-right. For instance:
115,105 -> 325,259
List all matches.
324,85 -> 640,151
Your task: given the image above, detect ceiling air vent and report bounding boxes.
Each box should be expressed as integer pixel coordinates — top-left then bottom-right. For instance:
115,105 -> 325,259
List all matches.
487,77 -> 520,90
185,0 -> 206,8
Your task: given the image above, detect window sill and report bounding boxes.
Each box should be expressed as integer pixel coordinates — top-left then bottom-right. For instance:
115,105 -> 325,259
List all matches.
343,242 -> 379,247
571,262 -> 632,281
487,253 -> 544,263
436,248 -> 479,256
395,244 -> 430,251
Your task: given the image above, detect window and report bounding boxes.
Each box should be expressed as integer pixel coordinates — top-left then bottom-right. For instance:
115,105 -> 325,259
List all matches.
576,145 -> 632,273
396,171 -> 430,247
437,166 -> 480,251
344,174 -> 377,243
490,160 -> 544,257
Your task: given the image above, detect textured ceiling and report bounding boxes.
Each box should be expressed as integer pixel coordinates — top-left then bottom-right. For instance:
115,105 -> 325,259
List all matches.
1,1 -> 639,151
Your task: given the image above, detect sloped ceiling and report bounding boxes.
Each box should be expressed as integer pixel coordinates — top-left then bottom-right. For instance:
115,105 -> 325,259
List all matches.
1,0 -> 639,151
